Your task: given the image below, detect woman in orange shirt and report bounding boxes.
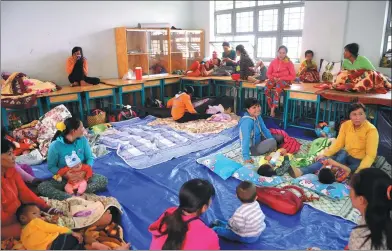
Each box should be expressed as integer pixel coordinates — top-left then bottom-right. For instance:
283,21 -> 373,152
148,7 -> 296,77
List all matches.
66,47 -> 100,87
167,86 -> 212,123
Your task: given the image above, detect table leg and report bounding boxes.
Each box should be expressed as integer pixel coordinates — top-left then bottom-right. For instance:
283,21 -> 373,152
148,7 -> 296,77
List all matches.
283,91 -> 290,130
1,107 -> 9,129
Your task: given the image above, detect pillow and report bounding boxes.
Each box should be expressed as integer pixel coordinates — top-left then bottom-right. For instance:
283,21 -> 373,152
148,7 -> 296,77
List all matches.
232,164 -> 285,187
292,174 -> 350,200
198,153 -> 242,180
319,59 -> 342,83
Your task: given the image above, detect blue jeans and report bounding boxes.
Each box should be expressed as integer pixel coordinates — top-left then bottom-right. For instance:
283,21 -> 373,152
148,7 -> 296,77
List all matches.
212,220 -> 260,244
301,150 -> 362,175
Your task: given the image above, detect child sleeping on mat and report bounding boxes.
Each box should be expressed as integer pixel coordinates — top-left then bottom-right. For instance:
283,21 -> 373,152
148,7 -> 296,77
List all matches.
316,158 -> 351,184
53,151 -> 93,196
257,148 -> 292,177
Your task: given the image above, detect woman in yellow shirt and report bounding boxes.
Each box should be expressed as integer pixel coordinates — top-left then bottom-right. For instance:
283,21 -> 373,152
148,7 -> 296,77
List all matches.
290,103 -> 379,178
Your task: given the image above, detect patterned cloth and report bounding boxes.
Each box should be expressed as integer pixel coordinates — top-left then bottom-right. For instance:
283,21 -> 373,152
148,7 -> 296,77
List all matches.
297,60 -> 320,83
35,105 -> 72,157
99,120 -> 231,169
333,70 -> 391,93
148,114 -> 240,134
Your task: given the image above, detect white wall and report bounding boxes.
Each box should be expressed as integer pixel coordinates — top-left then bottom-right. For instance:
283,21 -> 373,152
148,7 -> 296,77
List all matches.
1,1 -> 193,84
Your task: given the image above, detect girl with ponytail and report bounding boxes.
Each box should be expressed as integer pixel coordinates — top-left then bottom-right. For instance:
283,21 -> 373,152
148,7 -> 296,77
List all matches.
348,168 -> 392,250
149,179 -> 219,250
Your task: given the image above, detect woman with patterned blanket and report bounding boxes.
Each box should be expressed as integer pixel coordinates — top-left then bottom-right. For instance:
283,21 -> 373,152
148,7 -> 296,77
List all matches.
1,72 -> 59,109
330,43 -> 391,93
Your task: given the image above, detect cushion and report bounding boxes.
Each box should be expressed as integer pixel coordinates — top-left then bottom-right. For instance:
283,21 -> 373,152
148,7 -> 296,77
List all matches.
319,59 -> 342,83
292,174 -> 350,200
198,153 -> 242,180
232,164 -> 285,187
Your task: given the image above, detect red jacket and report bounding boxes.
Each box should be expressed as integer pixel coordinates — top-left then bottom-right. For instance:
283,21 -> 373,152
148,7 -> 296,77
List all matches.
1,168 -> 48,226
267,57 -> 296,82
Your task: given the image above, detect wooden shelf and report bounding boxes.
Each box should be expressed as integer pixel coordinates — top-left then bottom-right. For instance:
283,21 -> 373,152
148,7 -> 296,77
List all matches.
115,27 -> 204,78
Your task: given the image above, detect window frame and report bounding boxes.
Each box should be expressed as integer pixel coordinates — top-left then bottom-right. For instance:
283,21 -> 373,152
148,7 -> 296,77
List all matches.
214,0 -> 305,62
382,1 -> 391,55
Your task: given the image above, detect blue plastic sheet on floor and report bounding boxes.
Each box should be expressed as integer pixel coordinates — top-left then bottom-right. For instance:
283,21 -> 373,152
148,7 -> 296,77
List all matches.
32,126 -> 355,250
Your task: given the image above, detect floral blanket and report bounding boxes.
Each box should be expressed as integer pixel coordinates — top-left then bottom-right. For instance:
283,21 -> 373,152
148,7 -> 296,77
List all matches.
1,72 -> 60,109
147,114 -> 240,134
36,105 -> 72,157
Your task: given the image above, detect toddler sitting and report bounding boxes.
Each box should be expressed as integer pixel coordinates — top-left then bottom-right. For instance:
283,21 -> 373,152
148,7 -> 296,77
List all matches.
316,158 -> 351,184
211,181 -> 266,243
17,204 -> 83,250
257,148 -> 291,177
53,151 -> 93,196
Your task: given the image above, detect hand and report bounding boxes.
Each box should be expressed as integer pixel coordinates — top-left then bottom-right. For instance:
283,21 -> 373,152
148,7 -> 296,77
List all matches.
315,155 -> 325,161
222,58 -> 228,62
71,232 -> 84,244
46,207 -> 64,215
265,156 -> 272,161
244,159 -> 254,164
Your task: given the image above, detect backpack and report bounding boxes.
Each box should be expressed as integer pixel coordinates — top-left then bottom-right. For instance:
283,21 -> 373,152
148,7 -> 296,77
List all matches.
256,185 -> 318,215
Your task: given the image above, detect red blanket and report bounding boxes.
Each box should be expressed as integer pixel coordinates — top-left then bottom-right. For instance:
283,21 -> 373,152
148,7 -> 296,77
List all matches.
270,128 -> 301,154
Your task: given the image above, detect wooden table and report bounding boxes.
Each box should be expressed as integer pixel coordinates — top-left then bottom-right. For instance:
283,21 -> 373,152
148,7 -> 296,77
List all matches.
103,78 -> 144,106
81,84 -> 116,114
180,76 -> 212,98
283,83 -> 322,130
38,86 -> 84,120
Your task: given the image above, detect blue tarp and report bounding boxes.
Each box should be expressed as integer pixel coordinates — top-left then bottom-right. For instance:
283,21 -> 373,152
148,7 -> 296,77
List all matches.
32,125 -> 355,250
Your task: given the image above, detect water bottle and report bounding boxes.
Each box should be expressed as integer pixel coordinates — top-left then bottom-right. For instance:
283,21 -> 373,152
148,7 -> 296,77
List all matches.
270,151 -> 281,166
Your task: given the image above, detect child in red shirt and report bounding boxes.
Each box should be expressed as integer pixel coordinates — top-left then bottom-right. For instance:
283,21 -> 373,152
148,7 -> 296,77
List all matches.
54,151 -> 93,196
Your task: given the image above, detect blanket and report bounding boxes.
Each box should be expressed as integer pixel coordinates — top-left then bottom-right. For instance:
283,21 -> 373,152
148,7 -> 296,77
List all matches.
1,72 -> 59,109
99,116 -> 232,169
147,114 -> 240,134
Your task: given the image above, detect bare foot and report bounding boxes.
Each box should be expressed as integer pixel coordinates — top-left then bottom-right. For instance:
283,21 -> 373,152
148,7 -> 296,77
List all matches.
114,243 -> 131,250
80,80 -> 91,86
254,80 -> 261,85
70,82 -> 79,87
288,166 -> 303,178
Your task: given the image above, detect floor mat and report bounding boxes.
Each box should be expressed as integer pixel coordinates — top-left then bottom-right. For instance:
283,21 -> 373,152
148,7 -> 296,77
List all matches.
147,114 -> 240,134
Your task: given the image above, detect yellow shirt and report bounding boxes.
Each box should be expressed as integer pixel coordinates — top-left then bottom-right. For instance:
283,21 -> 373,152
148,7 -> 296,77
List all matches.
21,218 -> 72,250
324,120 -> 378,172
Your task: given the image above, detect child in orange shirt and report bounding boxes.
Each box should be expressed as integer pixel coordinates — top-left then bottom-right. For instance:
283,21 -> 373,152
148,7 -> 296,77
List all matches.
53,151 -> 93,196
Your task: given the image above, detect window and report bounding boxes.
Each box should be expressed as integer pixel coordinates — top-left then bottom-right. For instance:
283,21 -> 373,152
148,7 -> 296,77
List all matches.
216,14 -> 232,34
259,9 -> 278,31
283,7 -> 304,30
235,1 -> 256,8
257,37 -> 276,58
213,0 -> 305,62
211,35 -> 255,59
282,36 -> 302,59
236,11 -> 254,32
151,40 -> 160,55
383,2 -> 391,53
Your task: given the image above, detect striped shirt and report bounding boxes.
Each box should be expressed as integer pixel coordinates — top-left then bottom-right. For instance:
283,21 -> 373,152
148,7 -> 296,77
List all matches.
228,201 -> 266,237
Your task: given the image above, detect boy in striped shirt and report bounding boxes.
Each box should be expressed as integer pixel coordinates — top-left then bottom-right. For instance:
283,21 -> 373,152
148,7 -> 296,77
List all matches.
211,181 -> 266,243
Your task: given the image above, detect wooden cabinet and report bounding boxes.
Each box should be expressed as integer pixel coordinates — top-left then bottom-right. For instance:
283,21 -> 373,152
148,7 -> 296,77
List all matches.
115,27 -> 204,78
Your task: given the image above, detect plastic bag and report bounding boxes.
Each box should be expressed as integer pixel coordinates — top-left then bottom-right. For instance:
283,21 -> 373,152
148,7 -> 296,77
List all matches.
122,69 -> 135,80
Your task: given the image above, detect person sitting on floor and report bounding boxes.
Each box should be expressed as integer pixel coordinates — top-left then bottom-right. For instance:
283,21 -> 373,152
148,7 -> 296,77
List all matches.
66,46 -> 101,87
37,117 -> 108,201
149,179 -> 219,250
16,204 -> 84,250
347,168 -> 391,250
211,181 -> 265,244
316,158 -> 351,184
289,103 -> 379,178
297,50 -> 320,83
265,45 -> 296,117
166,86 -> 212,123
239,98 -> 284,164
257,148 -> 291,177
235,44 -> 255,81
1,137 -> 62,240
